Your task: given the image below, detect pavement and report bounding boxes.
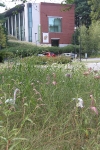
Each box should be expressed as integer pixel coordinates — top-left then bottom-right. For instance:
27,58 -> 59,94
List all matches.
78,58 -> 100,70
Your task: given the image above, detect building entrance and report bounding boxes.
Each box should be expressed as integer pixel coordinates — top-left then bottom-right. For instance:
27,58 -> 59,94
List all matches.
51,39 -> 59,47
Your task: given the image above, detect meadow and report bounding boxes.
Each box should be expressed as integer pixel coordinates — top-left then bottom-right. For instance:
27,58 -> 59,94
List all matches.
0,56 -> 100,150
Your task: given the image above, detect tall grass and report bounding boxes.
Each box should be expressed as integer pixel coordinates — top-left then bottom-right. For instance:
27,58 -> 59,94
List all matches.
0,57 -> 100,150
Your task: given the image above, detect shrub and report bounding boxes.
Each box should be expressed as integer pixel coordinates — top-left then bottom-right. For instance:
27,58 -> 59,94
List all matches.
0,50 -> 13,62
36,56 -> 71,65
0,25 -> 7,48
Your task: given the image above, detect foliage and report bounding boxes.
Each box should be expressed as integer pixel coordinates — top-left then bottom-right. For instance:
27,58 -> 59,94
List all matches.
0,57 -> 100,149
80,25 -> 90,54
71,28 -> 80,45
73,21 -> 100,56
0,25 -> 7,48
75,0 -> 91,27
0,50 -> 13,62
88,0 -> 100,22
88,21 -> 100,54
3,41 -> 79,57
37,56 -> 71,65
61,0 -> 91,27
0,3 -> 5,7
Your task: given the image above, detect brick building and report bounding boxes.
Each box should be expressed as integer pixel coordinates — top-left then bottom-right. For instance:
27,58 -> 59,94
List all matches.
4,2 -> 75,47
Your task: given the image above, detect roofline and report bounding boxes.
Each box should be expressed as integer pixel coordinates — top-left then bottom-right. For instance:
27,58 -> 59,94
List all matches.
2,4 -> 25,17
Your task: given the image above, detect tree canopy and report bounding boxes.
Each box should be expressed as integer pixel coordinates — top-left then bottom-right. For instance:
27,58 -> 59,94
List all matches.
0,3 -> 5,7
88,0 -> 100,22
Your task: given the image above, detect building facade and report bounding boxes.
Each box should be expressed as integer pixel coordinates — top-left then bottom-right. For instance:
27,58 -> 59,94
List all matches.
4,2 -> 75,47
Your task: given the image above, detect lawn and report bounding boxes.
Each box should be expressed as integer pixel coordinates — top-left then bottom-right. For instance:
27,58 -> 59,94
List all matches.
0,56 -> 100,150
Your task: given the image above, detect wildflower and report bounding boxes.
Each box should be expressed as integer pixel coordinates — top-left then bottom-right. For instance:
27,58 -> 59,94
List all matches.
94,75 -> 100,79
37,98 -> 42,101
73,98 -> 84,108
90,94 -> 98,115
52,81 -> 57,85
31,83 -> 34,86
65,73 -> 72,78
90,107 -> 98,115
88,67 -> 92,72
76,98 -> 84,108
0,100 -> 2,105
83,71 -> 90,76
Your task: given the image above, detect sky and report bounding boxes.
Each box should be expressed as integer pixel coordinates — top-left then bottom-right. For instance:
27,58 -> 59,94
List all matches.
0,0 -> 63,13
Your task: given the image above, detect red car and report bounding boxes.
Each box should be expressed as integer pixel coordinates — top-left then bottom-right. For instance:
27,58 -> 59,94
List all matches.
44,52 -> 56,57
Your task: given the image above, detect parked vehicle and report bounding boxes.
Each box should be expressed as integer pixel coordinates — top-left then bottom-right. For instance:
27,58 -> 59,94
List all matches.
44,52 -> 56,57
61,53 -> 75,59
38,54 -> 45,56
38,52 -> 56,57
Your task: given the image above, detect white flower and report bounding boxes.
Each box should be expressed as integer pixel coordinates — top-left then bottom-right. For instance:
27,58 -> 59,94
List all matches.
76,98 -> 84,108
73,97 -> 84,108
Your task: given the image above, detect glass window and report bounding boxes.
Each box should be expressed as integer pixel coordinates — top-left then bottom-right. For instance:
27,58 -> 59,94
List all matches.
28,3 -> 32,42
9,17 -> 12,34
48,17 -> 62,33
13,15 -> 15,36
16,14 -> 19,39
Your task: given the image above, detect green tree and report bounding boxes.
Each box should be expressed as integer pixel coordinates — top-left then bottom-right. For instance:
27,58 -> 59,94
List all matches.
88,21 -> 100,54
61,0 -> 91,27
0,25 -> 7,48
0,3 -> 7,49
72,28 -> 79,45
75,0 -> 91,27
88,0 -> 100,22
0,3 -> 5,7
80,25 -> 90,54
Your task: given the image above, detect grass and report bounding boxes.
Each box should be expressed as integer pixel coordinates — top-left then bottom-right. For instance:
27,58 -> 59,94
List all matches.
0,56 -> 100,150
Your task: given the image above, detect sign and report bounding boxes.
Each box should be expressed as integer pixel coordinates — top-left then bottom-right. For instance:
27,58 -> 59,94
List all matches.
43,33 -> 49,43
85,53 -> 87,59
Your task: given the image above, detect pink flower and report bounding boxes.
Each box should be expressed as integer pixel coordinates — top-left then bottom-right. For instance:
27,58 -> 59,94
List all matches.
90,94 -> 98,115
94,75 -> 100,79
65,73 -> 72,78
90,107 -> 98,115
52,81 -> 57,85
83,71 -> 90,76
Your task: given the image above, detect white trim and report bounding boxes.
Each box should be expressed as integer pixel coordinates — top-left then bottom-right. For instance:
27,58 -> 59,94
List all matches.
51,38 -> 60,40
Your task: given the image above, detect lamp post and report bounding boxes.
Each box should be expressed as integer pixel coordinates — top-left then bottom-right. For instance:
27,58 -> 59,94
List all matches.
79,16 -> 82,62
35,33 -> 37,46
74,26 -> 76,59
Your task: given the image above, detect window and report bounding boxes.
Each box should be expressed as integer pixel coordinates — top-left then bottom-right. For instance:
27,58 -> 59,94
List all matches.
16,14 -> 19,39
9,17 -> 12,34
28,3 -> 32,42
13,15 -> 15,36
20,11 -> 24,40
48,17 -> 62,33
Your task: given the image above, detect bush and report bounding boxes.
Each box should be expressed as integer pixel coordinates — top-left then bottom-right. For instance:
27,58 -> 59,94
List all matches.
0,25 -> 7,48
4,41 -> 79,56
0,50 -> 13,62
36,56 -> 71,65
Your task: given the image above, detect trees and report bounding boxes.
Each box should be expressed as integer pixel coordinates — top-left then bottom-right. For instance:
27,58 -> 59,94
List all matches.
62,0 -> 91,27
88,21 -> 100,54
0,2 -> 7,49
0,3 -> 5,7
75,0 -> 91,27
88,0 -> 100,22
